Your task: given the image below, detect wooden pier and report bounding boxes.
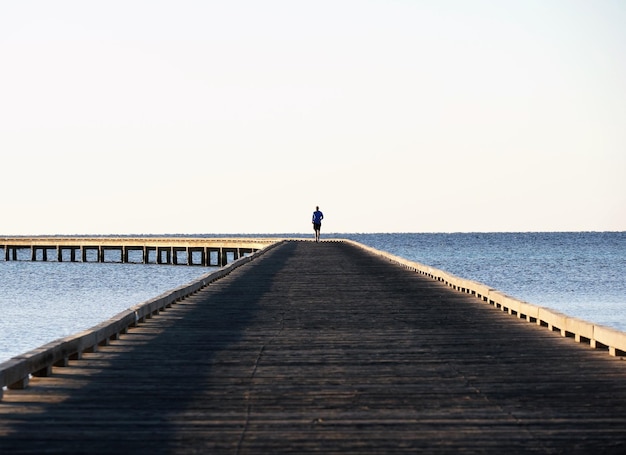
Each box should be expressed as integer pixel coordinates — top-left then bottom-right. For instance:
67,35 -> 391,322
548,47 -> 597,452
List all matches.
2,241 -> 626,453
0,237 -> 276,267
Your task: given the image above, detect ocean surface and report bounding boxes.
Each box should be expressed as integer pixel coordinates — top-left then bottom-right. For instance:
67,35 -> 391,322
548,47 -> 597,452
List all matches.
1,232 -> 625,363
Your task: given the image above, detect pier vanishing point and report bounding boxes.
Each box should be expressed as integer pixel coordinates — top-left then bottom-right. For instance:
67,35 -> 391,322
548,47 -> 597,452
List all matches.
2,238 -> 626,453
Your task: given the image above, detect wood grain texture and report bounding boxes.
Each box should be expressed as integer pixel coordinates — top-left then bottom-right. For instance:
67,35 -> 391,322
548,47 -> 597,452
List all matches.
2,241 -> 626,454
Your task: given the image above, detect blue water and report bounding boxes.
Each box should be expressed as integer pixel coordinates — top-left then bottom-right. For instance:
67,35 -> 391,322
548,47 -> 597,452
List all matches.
0,260 -> 216,362
1,232 -> 625,363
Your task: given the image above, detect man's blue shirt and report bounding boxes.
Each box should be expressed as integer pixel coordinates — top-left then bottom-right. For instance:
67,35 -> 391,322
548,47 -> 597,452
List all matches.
312,210 -> 323,224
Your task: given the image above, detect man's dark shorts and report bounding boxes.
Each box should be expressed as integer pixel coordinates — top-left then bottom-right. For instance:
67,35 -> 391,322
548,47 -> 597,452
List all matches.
313,223 -> 321,231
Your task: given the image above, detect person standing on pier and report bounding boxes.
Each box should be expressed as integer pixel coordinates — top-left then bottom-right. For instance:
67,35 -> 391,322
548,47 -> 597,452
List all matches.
312,206 -> 324,242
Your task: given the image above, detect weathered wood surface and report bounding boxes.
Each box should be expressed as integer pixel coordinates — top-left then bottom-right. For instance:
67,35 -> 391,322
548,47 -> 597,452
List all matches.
2,241 -> 626,454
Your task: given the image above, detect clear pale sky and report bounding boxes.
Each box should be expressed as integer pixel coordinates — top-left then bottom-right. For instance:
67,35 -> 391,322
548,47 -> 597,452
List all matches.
1,0 -> 624,234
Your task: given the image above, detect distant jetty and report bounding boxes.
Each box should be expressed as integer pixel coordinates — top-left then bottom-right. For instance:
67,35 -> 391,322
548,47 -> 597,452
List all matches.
0,236 -> 278,267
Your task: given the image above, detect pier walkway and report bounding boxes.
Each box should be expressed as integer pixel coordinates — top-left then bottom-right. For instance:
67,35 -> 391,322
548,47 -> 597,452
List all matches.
2,241 -> 626,453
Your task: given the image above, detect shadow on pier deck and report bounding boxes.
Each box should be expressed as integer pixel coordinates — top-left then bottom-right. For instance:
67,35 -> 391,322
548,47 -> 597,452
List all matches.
2,241 -> 626,453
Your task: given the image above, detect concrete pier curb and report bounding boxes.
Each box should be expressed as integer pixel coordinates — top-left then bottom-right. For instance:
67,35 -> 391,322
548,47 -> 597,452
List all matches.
0,240 -> 286,398
343,239 -> 626,357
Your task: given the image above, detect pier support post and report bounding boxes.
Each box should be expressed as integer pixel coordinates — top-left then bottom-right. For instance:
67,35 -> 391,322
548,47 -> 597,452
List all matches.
7,376 -> 29,390
205,248 -> 213,266
157,247 -> 172,264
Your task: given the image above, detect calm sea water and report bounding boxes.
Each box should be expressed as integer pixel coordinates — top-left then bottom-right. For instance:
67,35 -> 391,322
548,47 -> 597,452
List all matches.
0,259 -> 216,362
1,232 -> 625,363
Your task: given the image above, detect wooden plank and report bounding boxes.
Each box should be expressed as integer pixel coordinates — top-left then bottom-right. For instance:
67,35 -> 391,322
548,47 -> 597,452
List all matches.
1,241 -> 626,453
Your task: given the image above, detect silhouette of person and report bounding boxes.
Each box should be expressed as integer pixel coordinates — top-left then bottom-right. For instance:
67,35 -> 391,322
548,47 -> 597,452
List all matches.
312,206 -> 324,242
